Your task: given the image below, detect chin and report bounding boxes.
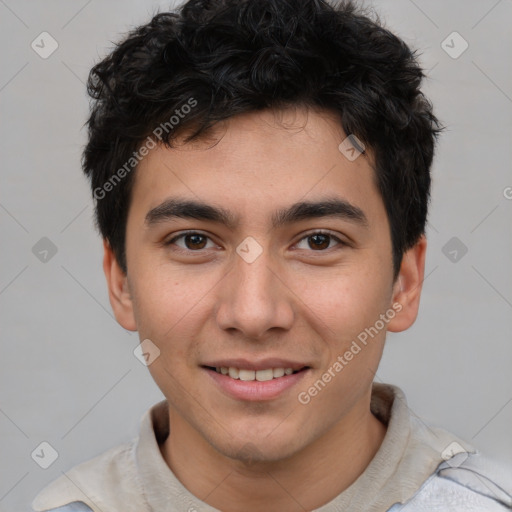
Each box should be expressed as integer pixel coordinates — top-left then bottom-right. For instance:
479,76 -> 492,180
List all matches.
226,442 -> 297,465
212,425 -> 306,465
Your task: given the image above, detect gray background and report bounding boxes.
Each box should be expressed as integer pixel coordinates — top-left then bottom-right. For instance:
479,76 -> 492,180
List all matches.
1,0 -> 511,510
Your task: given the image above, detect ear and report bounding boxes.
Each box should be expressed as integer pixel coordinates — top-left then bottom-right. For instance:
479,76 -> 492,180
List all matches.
102,239 -> 137,331
387,235 -> 427,333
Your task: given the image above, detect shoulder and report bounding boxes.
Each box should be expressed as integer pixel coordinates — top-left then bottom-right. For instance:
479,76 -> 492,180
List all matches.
31,440 -> 137,512
392,452 -> 512,511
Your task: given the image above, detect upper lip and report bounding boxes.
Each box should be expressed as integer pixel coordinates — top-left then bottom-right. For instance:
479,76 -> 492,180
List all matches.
202,358 -> 310,371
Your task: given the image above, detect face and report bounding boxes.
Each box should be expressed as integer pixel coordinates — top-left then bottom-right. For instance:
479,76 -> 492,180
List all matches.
105,107 -> 425,463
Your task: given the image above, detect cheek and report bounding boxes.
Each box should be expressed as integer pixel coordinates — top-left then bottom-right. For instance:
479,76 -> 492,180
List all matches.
297,263 -> 391,333
129,265 -> 223,392
130,261 -> 210,335
292,264 -> 393,389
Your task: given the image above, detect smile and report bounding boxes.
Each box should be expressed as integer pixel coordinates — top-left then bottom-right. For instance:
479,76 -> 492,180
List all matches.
211,366 -> 303,381
203,365 -> 310,401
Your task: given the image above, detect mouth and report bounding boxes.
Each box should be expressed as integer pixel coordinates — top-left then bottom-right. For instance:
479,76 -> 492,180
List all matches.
202,364 -> 311,401
203,366 -> 308,381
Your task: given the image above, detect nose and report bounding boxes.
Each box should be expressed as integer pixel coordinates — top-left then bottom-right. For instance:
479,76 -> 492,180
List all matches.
215,246 -> 295,340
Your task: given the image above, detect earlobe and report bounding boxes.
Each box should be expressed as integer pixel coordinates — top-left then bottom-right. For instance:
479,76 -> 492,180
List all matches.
387,235 -> 427,333
102,239 -> 137,331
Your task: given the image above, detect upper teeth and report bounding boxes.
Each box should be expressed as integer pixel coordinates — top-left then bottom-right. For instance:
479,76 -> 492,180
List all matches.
216,367 -> 294,381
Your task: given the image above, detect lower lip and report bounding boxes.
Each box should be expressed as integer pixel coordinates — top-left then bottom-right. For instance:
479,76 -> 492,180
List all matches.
204,367 -> 309,401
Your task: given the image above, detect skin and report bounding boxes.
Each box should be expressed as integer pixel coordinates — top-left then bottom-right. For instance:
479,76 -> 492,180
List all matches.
103,106 -> 426,511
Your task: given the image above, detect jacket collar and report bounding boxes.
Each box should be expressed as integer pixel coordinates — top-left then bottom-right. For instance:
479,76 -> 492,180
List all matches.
32,383 -> 475,511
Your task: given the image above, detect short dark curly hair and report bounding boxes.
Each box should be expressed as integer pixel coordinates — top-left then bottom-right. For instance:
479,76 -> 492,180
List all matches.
82,0 -> 441,277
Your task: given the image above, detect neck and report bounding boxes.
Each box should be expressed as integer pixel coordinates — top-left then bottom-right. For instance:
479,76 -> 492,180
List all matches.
160,394 -> 387,512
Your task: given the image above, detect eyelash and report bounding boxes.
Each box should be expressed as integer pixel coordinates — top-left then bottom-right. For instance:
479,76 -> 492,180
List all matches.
164,230 -> 346,254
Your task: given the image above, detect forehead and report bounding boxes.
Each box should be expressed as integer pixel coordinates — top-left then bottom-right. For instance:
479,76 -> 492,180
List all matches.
129,107 -> 383,227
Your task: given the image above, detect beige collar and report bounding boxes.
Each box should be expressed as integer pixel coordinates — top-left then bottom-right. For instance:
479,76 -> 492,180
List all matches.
32,383 -> 474,512
136,383 -> 474,511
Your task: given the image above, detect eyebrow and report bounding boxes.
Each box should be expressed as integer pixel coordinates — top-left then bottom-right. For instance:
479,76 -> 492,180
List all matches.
145,196 -> 368,230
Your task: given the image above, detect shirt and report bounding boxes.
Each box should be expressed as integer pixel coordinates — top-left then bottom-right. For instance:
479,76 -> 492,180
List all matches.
31,383 -> 512,511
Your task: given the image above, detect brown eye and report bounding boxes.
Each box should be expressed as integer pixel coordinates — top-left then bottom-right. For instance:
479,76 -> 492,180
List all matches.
183,234 -> 207,250
295,231 -> 344,251
308,233 -> 330,250
165,232 -> 215,251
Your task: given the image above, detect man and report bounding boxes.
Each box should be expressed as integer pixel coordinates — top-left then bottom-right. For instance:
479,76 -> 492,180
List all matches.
32,0 -> 512,510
